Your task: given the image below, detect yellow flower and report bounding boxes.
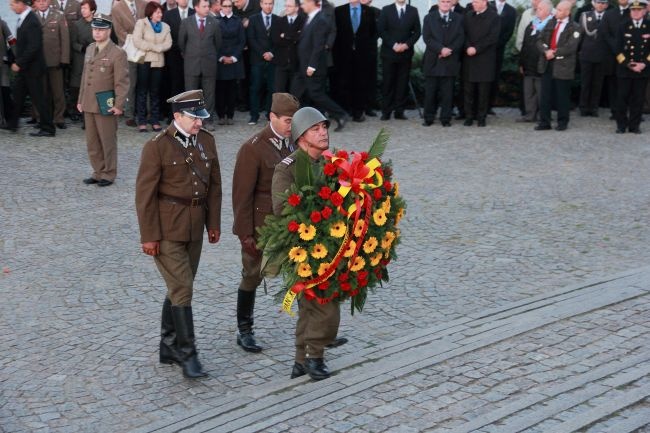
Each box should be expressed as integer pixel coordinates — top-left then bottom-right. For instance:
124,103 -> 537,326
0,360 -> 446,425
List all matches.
311,243 -> 328,259
350,256 -> 366,272
395,208 -> 405,225
288,247 -> 307,263
317,262 -> 330,276
343,239 -> 357,257
381,231 -> 396,250
370,252 -> 382,266
381,196 -> 391,213
353,219 -> 365,237
394,182 -> 400,197
363,237 -> 378,254
373,208 -> 387,226
299,223 -> 316,241
330,221 -> 346,238
297,263 -> 312,278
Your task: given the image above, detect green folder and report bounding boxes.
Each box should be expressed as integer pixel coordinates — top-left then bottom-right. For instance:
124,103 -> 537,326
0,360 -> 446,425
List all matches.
95,90 -> 116,116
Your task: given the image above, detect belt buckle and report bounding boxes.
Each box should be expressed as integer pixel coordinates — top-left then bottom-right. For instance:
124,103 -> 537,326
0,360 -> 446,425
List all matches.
191,197 -> 201,207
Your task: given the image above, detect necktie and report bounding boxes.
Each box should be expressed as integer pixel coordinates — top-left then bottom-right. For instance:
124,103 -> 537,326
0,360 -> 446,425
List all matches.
265,15 -> 270,30
60,0 -> 65,11
181,9 -> 186,19
351,7 -> 359,33
399,8 -> 404,19
442,14 -> 448,22
550,20 -> 561,50
42,12 -> 47,21
199,18 -> 205,34
289,16 -> 293,25
596,13 -> 601,22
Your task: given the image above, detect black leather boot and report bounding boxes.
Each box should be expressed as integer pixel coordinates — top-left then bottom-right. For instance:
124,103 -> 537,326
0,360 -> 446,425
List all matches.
160,298 -> 180,365
236,290 -> 263,353
325,337 -> 348,349
171,306 -> 207,378
305,358 -> 330,381
290,362 -> 306,379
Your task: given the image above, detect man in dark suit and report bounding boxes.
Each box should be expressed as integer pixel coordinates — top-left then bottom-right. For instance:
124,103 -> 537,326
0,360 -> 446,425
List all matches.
163,0 -> 195,121
578,0 -> 610,116
178,0 -> 222,130
360,0 -> 380,116
271,0 -> 305,93
489,0 -> 517,112
378,0 -> 421,120
292,0 -> 349,131
462,0 -> 500,127
246,0 -> 279,125
4,0 -> 55,136
422,0 -> 464,126
234,0 -> 262,111
535,0 -> 582,131
601,0 -> 630,119
332,0 -> 377,122
614,0 -> 649,133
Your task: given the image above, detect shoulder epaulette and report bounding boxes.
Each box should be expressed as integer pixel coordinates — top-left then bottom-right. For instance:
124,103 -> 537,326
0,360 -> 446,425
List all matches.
281,156 -> 295,166
152,131 -> 165,141
199,127 -> 213,135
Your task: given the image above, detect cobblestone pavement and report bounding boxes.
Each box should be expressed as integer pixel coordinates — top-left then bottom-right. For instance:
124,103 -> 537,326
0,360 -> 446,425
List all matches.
1,108 -> 650,432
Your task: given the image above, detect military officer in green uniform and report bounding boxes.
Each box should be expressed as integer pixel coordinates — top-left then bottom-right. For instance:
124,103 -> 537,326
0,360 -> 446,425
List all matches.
271,107 -> 347,381
231,93 -> 300,353
614,0 -> 650,133
135,89 -> 222,379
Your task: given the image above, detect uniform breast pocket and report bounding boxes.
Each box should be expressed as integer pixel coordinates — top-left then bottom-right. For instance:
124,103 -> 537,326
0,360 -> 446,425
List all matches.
99,60 -> 113,74
162,157 -> 189,183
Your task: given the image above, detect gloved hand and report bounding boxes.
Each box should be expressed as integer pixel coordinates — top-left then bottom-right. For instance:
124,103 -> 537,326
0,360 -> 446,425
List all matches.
240,235 -> 260,257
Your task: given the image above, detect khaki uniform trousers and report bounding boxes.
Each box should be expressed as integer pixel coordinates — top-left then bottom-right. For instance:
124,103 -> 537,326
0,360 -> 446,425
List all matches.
154,239 -> 203,306
238,249 -> 263,292
84,112 -> 118,182
33,67 -> 66,124
295,297 -> 340,363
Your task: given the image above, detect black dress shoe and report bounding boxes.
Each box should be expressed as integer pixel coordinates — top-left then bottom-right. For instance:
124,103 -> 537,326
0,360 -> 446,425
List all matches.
97,179 -> 113,187
477,119 -> 486,127
326,337 -> 348,348
463,119 -> 473,126
380,113 -> 390,121
26,118 -> 38,124
29,130 -> 55,137
56,123 -> 67,129
422,120 -> 433,126
237,332 -> 263,353
629,128 -> 641,134
441,121 -> 451,127
365,109 -> 377,117
394,112 -> 407,120
534,124 -> 551,131
305,358 -> 330,381
555,124 -> 567,131
290,362 -> 306,379
616,128 -> 626,134
83,177 -> 99,185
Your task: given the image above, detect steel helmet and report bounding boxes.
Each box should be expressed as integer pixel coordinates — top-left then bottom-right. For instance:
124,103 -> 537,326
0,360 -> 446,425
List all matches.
290,107 -> 330,144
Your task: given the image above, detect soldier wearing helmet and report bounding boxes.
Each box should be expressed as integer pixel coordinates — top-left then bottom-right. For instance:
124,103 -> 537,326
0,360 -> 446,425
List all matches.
271,106 -> 347,381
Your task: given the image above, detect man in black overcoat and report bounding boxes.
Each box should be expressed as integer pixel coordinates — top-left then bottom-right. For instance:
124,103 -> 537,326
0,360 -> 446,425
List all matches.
271,0 -> 305,93
360,0 -> 380,116
489,0 -> 517,111
601,0 -> 630,119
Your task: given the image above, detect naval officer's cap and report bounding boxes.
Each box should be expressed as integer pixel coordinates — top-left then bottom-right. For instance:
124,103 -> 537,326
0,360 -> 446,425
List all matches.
91,14 -> 112,29
167,90 -> 211,119
629,0 -> 648,9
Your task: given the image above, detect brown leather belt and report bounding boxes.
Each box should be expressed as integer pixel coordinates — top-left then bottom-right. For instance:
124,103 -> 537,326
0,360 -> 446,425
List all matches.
159,193 -> 206,207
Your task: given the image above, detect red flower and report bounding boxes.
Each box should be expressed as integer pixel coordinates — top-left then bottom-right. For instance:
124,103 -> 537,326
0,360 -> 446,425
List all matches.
288,220 -> 300,232
350,289 -> 359,296
357,279 -> 368,288
383,181 -> 392,191
338,272 -> 349,282
360,151 -> 369,161
381,259 -> 391,266
374,267 -> 382,278
321,206 -> 333,219
304,288 -> 316,300
318,186 -> 332,200
317,281 -> 330,291
330,192 -> 344,207
340,282 -> 351,292
324,163 -> 337,176
373,189 -> 383,200
336,150 -> 349,159
356,270 -> 369,282
288,193 -> 301,207
310,211 -> 322,224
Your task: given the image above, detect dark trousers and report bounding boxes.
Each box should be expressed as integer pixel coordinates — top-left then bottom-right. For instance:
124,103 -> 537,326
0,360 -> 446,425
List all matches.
334,56 -> 370,118
292,72 -> 347,120
381,57 -> 411,115
163,50 -> 185,119
604,73 -> 618,117
366,49 -> 378,109
215,79 -> 237,119
136,63 -> 163,125
10,71 -> 54,133
579,59 -> 605,114
539,64 -> 571,127
424,76 -> 454,123
274,66 -> 295,93
463,81 -> 490,121
249,62 -> 275,121
489,46 -> 506,108
616,76 -> 648,131
237,49 -> 251,111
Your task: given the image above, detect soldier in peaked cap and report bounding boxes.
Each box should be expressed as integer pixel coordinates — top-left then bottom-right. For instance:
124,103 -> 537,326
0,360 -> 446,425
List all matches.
614,0 -> 650,133
77,13 -> 129,187
135,89 -> 223,379
231,93 -> 300,354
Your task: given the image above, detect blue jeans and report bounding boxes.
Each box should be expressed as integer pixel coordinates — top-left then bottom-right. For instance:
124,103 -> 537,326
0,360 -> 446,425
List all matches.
136,63 -> 162,125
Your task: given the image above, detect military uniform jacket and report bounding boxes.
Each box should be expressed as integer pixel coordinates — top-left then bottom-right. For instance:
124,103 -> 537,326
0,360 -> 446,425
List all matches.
615,17 -> 650,78
233,124 -> 292,238
536,18 -> 582,80
39,8 -> 70,67
50,0 -> 81,23
578,10 -> 609,63
77,41 -> 130,113
136,125 -> 223,243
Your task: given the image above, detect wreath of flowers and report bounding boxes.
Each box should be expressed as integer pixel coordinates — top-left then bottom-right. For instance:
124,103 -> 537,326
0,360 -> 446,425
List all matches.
258,129 -> 406,315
